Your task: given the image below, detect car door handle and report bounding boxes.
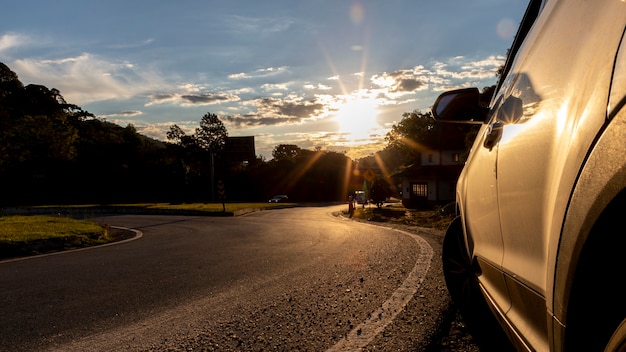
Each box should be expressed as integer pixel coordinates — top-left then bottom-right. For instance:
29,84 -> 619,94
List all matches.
483,122 -> 503,150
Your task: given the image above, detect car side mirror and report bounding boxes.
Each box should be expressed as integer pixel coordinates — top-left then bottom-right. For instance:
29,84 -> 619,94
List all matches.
432,88 -> 489,124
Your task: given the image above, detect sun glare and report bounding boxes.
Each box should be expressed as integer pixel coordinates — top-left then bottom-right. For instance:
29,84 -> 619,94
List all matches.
334,98 -> 380,144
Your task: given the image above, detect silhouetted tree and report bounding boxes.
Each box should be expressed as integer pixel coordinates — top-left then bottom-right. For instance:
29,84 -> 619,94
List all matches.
196,112 -> 227,153
369,176 -> 392,208
272,144 -> 301,161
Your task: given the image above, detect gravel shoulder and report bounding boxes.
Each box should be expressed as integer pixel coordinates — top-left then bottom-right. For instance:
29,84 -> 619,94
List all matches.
342,207 -> 482,352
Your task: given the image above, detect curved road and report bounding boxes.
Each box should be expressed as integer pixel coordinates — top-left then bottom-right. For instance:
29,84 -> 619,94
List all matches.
0,205 -> 447,351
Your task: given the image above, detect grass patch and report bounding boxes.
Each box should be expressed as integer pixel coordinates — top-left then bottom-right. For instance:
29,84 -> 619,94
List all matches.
0,203 -> 295,259
0,215 -> 112,259
127,202 -> 296,212
28,202 -> 296,214
0,215 -> 104,242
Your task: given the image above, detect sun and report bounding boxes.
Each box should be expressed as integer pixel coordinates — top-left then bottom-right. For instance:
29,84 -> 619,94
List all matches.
334,98 -> 380,144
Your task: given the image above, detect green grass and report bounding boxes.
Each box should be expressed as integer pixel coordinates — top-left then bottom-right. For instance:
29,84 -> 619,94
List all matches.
124,202 -> 296,212
0,203 -> 295,259
29,202 -> 296,213
0,215 -> 105,242
0,215 -> 112,259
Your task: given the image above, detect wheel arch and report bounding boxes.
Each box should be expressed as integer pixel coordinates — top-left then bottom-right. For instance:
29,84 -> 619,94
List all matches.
553,108 -> 626,350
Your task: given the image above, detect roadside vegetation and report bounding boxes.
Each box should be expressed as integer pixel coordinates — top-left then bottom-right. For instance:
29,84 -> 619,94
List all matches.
349,204 -> 454,231
0,215 -> 104,242
0,215 -> 112,259
0,202 -> 297,259
22,202 -> 296,214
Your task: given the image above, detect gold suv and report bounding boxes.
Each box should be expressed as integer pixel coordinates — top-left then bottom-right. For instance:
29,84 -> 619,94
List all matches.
433,0 -> 626,350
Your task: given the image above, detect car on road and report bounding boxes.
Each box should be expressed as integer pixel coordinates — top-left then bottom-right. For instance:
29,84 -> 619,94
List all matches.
354,191 -> 367,205
432,0 -> 626,351
268,195 -> 289,203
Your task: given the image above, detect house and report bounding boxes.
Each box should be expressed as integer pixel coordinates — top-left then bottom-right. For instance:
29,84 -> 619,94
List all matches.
223,136 -> 256,167
396,124 -> 469,209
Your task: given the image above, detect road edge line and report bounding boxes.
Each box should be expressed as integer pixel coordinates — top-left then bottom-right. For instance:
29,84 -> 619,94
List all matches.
326,228 -> 434,351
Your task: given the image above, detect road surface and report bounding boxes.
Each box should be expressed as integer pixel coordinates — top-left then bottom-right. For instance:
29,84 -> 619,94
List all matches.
0,205 -> 453,351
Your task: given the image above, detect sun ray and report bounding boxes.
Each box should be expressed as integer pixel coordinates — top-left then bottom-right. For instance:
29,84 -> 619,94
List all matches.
283,149 -> 325,191
342,157 -> 356,199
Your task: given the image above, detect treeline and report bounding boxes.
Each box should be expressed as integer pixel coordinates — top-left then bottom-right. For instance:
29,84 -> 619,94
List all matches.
0,60 -> 487,207
0,62 -> 360,206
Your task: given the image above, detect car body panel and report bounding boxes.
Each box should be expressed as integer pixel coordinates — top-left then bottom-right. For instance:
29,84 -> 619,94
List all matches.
493,3 -> 625,348
438,0 -> 626,350
496,0 -> 624,295
457,124 -> 512,315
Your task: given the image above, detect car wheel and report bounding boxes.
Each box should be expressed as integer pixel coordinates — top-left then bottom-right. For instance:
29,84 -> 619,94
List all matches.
442,217 -> 477,308
442,217 -> 513,351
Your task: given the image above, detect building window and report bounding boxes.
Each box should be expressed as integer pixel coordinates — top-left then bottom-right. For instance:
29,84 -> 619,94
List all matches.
411,183 -> 428,197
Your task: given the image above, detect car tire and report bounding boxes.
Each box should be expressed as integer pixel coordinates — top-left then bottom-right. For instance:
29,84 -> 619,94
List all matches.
442,217 -> 514,352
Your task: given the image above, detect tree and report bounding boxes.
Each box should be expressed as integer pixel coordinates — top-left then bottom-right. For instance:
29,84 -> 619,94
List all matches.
272,144 -> 301,161
383,110 -> 437,167
369,176 -> 392,208
195,112 -> 227,152
166,124 -> 197,148
165,113 -> 228,202
0,62 -> 23,104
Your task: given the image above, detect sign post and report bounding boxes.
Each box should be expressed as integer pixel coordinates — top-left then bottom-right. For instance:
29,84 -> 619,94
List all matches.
217,179 -> 226,212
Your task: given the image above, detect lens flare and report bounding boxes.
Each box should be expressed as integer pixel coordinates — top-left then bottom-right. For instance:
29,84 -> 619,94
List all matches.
350,2 -> 365,25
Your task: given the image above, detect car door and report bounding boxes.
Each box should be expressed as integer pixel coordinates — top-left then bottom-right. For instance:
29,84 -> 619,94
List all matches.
451,0 -> 546,330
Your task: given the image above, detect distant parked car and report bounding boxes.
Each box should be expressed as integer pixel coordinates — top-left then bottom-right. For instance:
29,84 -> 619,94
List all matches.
354,191 -> 367,204
268,195 -> 288,203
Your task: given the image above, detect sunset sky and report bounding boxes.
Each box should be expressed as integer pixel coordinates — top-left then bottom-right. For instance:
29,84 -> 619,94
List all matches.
0,0 -> 528,160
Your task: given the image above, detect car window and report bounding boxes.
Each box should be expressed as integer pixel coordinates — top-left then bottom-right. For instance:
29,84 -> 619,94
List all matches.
494,0 -> 546,97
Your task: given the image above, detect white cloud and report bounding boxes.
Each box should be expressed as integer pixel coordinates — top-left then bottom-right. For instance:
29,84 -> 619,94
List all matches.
145,92 -> 240,107
99,110 -> 143,119
178,83 -> 206,93
0,33 -> 29,53
304,83 -> 332,91
261,83 -> 289,91
228,72 -> 249,79
11,53 -> 168,105
228,66 -> 288,80
225,15 -> 295,34
136,121 -> 197,141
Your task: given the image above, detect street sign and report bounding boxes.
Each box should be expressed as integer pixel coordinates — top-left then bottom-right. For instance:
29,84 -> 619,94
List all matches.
363,168 -> 376,182
217,180 -> 226,200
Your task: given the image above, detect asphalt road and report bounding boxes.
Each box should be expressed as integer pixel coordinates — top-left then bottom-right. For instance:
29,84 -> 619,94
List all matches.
0,205 -> 455,351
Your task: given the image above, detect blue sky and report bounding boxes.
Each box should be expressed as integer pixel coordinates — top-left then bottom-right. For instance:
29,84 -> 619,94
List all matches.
0,0 -> 528,160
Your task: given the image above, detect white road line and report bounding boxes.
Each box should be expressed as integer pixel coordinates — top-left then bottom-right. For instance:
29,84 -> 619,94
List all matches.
326,229 -> 433,351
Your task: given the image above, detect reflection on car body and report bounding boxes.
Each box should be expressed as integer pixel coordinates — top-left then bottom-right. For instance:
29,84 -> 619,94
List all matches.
433,0 -> 626,351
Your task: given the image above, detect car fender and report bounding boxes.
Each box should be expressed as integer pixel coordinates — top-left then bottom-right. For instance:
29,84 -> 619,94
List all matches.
551,93 -> 626,350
